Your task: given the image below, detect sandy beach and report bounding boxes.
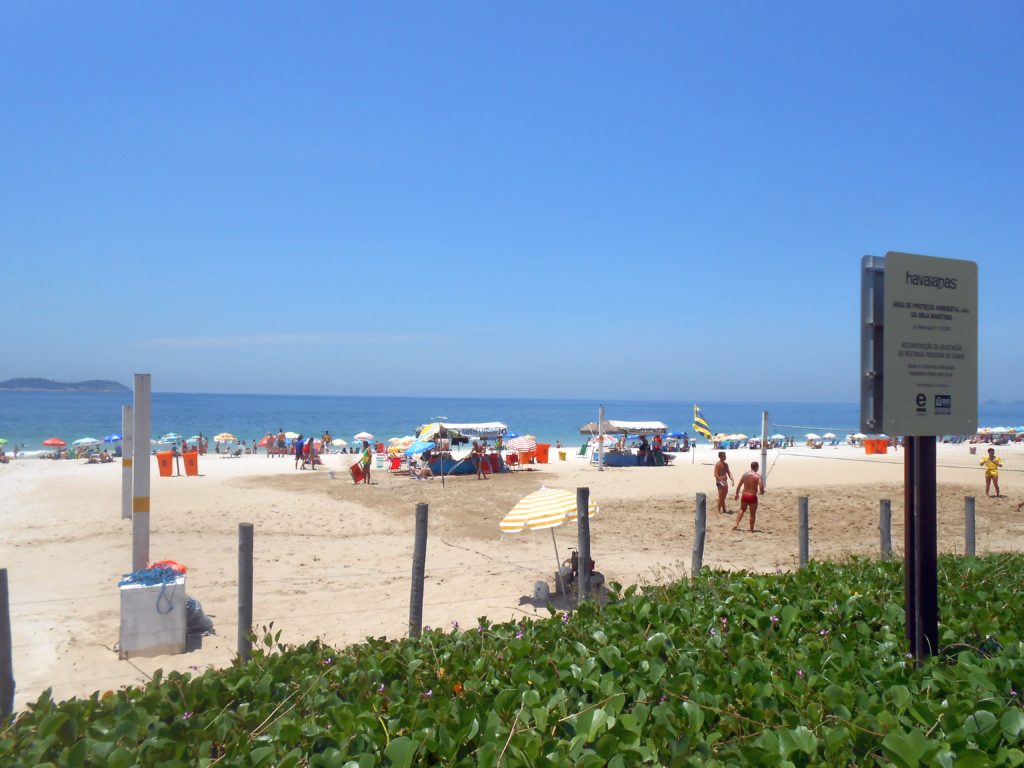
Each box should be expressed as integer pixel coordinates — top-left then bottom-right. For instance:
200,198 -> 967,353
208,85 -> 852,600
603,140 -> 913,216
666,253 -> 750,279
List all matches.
2,442 -> 1023,710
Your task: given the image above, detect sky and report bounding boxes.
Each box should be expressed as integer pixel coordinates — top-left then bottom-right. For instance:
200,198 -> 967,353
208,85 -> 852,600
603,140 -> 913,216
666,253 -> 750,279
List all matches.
1,2 -> 1021,402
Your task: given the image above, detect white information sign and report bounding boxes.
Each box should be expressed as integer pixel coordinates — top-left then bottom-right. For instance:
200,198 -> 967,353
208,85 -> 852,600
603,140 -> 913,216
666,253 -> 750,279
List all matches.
882,252 -> 978,436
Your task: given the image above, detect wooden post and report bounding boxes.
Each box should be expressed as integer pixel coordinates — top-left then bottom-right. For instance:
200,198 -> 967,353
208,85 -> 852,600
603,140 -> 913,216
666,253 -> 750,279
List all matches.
879,499 -> 892,561
798,496 -> 809,567
965,496 -> 976,557
0,569 -> 13,720
691,493 -> 707,578
131,374 -> 151,571
577,488 -> 591,601
238,523 -> 253,661
409,503 -> 428,638
121,404 -> 133,520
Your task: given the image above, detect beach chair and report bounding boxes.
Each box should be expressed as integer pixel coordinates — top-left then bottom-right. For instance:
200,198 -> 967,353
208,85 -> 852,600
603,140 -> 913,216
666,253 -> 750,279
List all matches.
506,452 -> 520,471
577,444 -> 588,459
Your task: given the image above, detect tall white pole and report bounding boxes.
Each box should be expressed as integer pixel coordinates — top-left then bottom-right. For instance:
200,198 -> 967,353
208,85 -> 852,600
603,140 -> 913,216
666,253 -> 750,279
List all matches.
761,410 -> 769,489
132,374 -> 151,571
597,404 -> 605,472
121,404 -> 133,520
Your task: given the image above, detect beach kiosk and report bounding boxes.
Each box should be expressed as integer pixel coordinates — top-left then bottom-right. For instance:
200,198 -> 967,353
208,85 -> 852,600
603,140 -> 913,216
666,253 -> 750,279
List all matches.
579,420 -> 672,467
416,421 -> 510,475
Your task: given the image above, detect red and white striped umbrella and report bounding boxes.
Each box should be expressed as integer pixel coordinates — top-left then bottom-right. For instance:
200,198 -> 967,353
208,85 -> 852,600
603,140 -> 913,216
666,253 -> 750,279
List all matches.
506,436 -> 537,453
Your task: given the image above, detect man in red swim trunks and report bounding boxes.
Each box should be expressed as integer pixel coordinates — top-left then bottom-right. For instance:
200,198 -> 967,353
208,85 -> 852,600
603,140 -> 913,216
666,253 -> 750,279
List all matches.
733,461 -> 765,532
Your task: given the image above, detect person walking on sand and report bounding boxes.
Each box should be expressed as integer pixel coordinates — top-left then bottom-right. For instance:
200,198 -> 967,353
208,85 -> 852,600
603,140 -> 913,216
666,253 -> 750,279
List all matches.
981,447 -> 1003,497
714,452 -> 734,514
471,440 -> 487,479
360,440 -> 373,484
733,461 -> 765,532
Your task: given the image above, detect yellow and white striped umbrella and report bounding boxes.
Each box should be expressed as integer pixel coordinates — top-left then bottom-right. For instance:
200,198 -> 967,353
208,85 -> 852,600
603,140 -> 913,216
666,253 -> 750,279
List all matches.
500,486 -> 599,533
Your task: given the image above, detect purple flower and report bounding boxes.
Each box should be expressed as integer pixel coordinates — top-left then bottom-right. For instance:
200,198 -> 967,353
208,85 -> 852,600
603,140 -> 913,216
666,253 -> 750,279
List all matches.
451,620 -> 459,630
1011,689 -> 1019,697
709,628 -> 718,637
377,683 -> 385,694
719,616 -> 729,628
819,629 -> 829,637
515,630 -> 524,639
477,625 -> 484,634
561,613 -> 570,624
660,695 -> 668,703
323,657 -> 333,666
182,711 -> 193,720
770,615 -> 780,625
422,689 -> 433,699
797,669 -> 805,679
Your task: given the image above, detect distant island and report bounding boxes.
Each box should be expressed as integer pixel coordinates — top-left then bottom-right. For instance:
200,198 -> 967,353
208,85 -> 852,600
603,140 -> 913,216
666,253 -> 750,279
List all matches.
0,377 -> 131,393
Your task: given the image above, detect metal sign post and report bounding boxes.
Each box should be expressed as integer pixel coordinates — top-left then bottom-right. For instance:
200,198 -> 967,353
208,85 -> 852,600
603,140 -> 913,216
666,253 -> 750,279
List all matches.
861,252 -> 977,660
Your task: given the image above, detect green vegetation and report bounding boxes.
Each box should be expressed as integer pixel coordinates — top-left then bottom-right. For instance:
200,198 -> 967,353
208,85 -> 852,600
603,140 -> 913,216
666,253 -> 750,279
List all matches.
3,555 -> 1024,766
0,378 -> 129,392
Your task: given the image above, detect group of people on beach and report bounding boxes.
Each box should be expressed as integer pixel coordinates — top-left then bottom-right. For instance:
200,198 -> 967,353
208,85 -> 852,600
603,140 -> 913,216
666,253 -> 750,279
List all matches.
710,446 -> 1022,530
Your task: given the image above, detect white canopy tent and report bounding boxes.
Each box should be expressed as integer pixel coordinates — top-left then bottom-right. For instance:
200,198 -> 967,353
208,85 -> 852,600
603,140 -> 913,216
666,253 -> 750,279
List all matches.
417,421 -> 509,440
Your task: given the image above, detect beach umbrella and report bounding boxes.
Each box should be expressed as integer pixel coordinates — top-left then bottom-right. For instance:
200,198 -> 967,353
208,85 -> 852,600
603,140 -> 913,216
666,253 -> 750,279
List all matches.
852,433 -> 867,439
331,438 -> 348,447
508,436 -> 537,452
161,432 -> 182,442
992,427 -> 1009,434
500,486 -> 599,597
588,434 -> 617,447
354,431 -> 374,441
805,433 -> 821,440
405,440 -> 435,456
42,437 -> 66,447
72,437 -> 100,446
103,433 -> 122,443
822,432 -> 837,440
770,434 -> 786,440
284,431 -> 300,439
733,433 -> 748,440
258,435 -> 274,447
666,431 -> 685,438
214,432 -> 237,442
0,438 -> 7,445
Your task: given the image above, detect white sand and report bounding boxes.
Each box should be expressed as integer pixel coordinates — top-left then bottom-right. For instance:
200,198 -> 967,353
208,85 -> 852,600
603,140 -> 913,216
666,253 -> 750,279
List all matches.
2,442 -> 1022,709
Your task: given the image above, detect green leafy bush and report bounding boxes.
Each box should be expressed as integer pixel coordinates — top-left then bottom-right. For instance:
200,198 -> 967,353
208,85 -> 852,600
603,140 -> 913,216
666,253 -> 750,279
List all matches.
3,555 -> 1024,766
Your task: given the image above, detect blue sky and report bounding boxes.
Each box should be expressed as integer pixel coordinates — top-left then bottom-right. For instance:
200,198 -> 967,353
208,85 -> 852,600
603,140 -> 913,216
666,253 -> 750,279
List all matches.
2,2 -> 1021,401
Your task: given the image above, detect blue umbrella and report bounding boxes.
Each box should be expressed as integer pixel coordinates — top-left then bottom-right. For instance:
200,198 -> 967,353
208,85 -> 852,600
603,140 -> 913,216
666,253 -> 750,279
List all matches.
405,440 -> 435,456
667,431 -> 685,438
506,432 -> 519,439
103,433 -> 122,442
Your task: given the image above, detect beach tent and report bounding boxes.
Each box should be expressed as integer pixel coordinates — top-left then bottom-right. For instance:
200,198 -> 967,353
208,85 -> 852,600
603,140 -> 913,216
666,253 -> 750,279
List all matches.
417,422 -> 508,440
578,420 -> 668,436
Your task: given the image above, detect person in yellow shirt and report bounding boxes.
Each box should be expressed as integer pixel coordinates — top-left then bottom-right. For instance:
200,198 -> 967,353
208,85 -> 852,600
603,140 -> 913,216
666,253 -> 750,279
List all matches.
980,447 -> 1003,497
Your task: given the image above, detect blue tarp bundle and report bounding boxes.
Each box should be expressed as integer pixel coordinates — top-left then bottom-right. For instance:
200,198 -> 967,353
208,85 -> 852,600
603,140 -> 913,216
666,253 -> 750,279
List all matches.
118,564 -> 181,587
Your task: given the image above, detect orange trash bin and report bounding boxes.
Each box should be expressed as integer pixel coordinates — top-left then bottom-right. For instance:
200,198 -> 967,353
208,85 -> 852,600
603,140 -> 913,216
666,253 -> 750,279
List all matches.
877,439 -> 888,454
182,450 -> 199,476
535,443 -> 550,464
156,451 -> 174,477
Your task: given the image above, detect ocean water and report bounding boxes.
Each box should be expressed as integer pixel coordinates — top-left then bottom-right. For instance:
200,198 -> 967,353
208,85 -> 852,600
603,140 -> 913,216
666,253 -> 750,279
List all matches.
1,391 -> 1022,450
